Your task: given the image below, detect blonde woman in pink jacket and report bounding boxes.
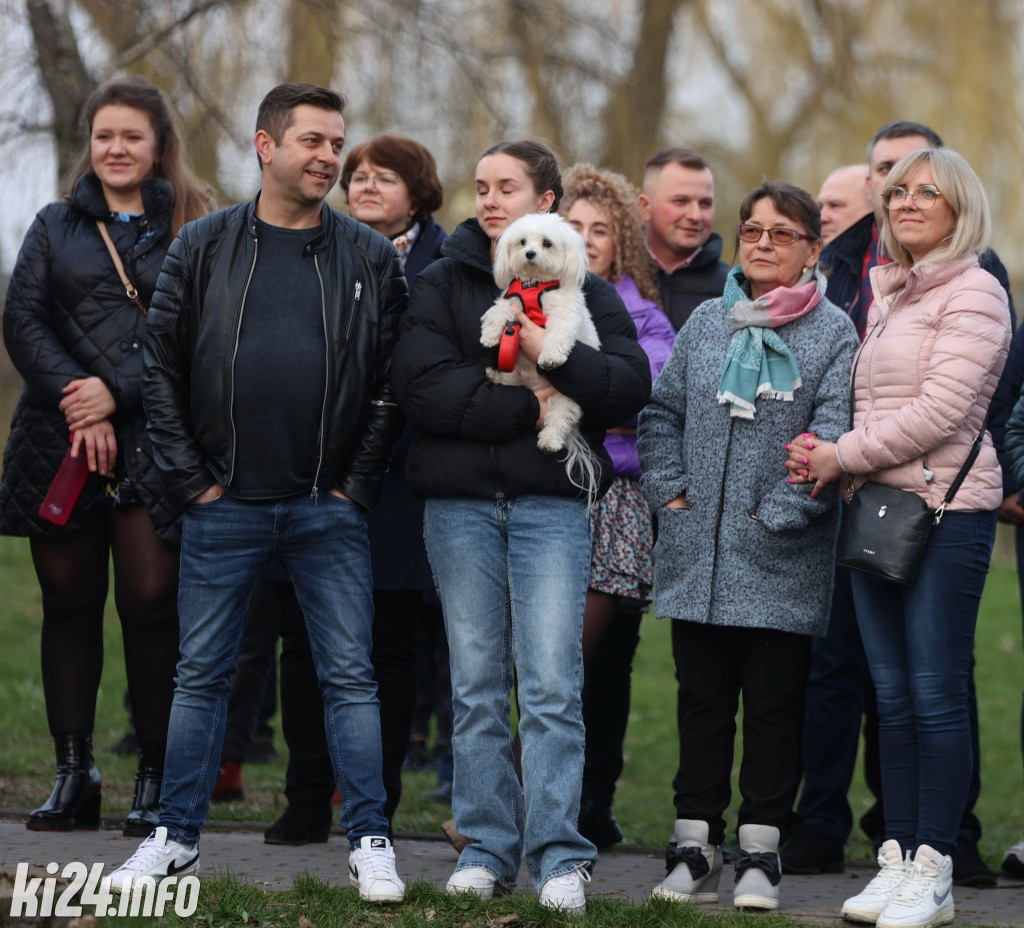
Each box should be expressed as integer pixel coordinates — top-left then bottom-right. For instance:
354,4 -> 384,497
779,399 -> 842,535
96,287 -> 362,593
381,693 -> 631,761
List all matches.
786,147 -> 1010,928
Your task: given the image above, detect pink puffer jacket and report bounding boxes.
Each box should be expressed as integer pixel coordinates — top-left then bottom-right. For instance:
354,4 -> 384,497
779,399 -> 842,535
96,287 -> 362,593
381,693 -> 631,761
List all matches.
835,254 -> 1010,511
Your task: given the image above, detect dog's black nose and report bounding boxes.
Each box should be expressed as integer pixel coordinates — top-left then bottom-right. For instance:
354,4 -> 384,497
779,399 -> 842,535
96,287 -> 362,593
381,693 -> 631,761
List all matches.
524,249 -> 536,261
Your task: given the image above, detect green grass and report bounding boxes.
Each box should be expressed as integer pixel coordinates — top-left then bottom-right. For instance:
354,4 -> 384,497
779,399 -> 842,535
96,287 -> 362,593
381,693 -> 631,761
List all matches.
72,873 -> 815,928
2,501 -> 1023,925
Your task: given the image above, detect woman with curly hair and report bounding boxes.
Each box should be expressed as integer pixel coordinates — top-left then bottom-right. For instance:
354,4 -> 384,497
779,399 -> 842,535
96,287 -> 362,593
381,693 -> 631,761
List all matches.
560,164 -> 677,848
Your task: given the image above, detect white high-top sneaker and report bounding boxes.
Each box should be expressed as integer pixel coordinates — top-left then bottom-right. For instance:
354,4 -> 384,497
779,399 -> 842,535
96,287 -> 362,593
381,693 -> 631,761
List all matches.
842,839 -> 907,923
1001,829 -> 1024,877
651,819 -> 723,903
876,845 -> 954,928
733,824 -> 781,910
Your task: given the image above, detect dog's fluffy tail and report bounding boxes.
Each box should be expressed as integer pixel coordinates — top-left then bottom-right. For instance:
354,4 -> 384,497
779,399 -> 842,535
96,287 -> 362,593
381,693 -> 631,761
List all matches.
562,431 -> 602,511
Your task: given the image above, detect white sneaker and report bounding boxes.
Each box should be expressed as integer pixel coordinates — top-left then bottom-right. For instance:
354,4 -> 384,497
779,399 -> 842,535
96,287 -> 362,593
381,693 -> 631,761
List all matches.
842,839 -> 907,923
446,866 -> 499,898
876,845 -> 954,928
104,827 -> 199,895
348,836 -> 405,902
539,866 -> 590,913
1001,830 -> 1024,877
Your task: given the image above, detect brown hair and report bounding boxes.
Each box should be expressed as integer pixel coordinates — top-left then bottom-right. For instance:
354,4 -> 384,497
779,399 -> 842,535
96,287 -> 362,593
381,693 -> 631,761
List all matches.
482,139 -> 563,211
256,83 -> 346,145
560,163 -> 661,304
735,180 -> 821,256
643,147 -> 711,182
65,76 -> 211,236
341,134 -> 443,224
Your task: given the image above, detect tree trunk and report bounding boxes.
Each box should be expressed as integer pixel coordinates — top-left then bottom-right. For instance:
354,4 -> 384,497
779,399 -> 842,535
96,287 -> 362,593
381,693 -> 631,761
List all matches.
25,0 -> 95,182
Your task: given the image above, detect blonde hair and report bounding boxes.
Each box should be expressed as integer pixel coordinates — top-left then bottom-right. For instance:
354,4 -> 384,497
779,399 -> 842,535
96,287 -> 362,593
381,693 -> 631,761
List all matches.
559,163 -> 661,305
879,148 -> 991,267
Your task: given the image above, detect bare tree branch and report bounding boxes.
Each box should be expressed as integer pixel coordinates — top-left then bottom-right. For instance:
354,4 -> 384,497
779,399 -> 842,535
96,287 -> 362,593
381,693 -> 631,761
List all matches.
25,0 -> 95,178
116,0 -> 250,69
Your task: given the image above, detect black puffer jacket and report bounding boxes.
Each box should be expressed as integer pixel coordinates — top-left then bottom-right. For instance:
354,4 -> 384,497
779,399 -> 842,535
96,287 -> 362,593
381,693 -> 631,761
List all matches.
649,231 -> 731,331
143,196 -> 408,512
391,218 -> 651,500
1,174 -> 180,542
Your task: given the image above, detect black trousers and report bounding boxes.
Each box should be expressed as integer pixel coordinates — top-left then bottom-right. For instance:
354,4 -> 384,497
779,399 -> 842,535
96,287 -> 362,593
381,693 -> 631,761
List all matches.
581,603 -> 643,807
671,620 -> 812,846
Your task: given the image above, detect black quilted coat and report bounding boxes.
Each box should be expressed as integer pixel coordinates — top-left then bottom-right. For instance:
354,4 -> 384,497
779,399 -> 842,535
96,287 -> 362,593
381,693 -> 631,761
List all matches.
0,173 -> 181,543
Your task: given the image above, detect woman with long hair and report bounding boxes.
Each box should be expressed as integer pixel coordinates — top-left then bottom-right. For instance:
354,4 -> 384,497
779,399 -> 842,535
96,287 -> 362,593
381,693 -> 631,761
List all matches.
392,140 -> 650,912
1,76 -> 210,836
559,163 -> 676,849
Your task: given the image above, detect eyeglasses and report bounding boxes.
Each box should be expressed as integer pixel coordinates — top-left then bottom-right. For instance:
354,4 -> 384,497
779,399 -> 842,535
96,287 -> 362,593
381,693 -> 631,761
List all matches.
737,224 -> 812,246
345,171 -> 401,189
883,184 -> 944,209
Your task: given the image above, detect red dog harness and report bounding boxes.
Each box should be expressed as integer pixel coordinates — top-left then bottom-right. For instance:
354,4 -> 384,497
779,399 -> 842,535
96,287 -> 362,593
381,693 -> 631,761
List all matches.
497,279 -> 560,372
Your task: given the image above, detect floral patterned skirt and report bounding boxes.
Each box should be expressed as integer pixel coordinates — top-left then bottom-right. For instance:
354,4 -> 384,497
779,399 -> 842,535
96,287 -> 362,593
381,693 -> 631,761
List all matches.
589,475 -> 654,605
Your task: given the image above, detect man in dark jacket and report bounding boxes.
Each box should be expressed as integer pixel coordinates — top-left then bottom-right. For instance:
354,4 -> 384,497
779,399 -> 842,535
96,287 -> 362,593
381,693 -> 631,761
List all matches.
639,148 -> 730,331
106,83 -> 408,902
784,120 -> 1014,888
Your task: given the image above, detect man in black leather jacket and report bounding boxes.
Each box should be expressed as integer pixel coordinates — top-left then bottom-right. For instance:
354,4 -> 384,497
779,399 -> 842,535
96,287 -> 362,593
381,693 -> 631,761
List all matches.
106,83 -> 408,903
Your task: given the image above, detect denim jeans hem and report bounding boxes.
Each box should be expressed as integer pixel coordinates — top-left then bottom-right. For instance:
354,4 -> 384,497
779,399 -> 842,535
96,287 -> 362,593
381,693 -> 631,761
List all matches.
538,859 -> 593,884
455,850 -> 517,889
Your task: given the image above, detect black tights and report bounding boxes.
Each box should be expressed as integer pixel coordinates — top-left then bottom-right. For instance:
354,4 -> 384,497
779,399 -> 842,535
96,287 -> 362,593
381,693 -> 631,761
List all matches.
30,504 -> 180,767
581,591 -> 643,808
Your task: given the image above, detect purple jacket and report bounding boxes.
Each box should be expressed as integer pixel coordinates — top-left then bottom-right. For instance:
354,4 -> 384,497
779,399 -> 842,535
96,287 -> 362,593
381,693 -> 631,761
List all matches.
605,274 -> 677,477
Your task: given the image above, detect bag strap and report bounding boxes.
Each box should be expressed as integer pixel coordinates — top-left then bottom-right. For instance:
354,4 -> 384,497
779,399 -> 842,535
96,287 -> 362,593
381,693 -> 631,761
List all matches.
937,415 -> 988,519
96,221 -> 148,315
845,320 -> 987,520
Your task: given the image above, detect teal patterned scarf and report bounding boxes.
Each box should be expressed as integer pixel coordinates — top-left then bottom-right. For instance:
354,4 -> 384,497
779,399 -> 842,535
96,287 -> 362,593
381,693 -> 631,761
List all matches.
717,265 -> 825,419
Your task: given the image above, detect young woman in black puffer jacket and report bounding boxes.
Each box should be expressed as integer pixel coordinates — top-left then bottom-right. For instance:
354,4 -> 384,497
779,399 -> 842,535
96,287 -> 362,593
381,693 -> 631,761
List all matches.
1,77 -> 209,836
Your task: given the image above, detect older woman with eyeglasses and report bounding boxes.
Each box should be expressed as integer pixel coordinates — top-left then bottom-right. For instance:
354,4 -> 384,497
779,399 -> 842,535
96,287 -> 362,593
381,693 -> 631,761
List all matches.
637,181 -> 858,911
787,148 -> 1010,928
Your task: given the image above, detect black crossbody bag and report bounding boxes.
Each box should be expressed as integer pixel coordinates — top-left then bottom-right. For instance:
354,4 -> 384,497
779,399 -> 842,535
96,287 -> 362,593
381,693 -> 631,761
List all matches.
835,325 -> 986,587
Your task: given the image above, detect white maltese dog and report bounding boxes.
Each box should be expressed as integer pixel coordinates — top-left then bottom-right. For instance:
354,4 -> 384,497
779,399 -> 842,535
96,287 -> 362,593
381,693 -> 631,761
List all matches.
480,212 -> 601,503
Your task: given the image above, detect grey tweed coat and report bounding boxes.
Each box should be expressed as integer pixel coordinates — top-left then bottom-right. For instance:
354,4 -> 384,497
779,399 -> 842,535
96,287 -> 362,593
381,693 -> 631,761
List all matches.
637,293 -> 858,636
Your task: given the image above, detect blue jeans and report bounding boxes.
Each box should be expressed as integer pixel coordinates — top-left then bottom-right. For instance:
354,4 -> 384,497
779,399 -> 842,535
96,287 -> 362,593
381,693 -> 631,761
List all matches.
423,496 -> 597,889
158,492 -> 387,846
851,509 -> 996,856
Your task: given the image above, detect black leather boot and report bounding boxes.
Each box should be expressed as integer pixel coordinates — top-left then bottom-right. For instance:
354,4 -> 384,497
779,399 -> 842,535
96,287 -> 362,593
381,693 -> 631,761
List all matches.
578,798 -> 624,850
27,736 -> 102,831
123,764 -> 162,837
264,802 -> 333,846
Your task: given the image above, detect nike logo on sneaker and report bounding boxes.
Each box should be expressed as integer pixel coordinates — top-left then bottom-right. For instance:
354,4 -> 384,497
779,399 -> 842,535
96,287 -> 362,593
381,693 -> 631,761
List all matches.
370,838 -> 386,848
932,889 -> 949,907
167,853 -> 199,876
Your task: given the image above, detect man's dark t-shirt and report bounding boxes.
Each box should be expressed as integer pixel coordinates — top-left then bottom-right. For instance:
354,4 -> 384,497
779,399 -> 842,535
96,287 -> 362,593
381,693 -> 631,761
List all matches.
230,219 -> 326,498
